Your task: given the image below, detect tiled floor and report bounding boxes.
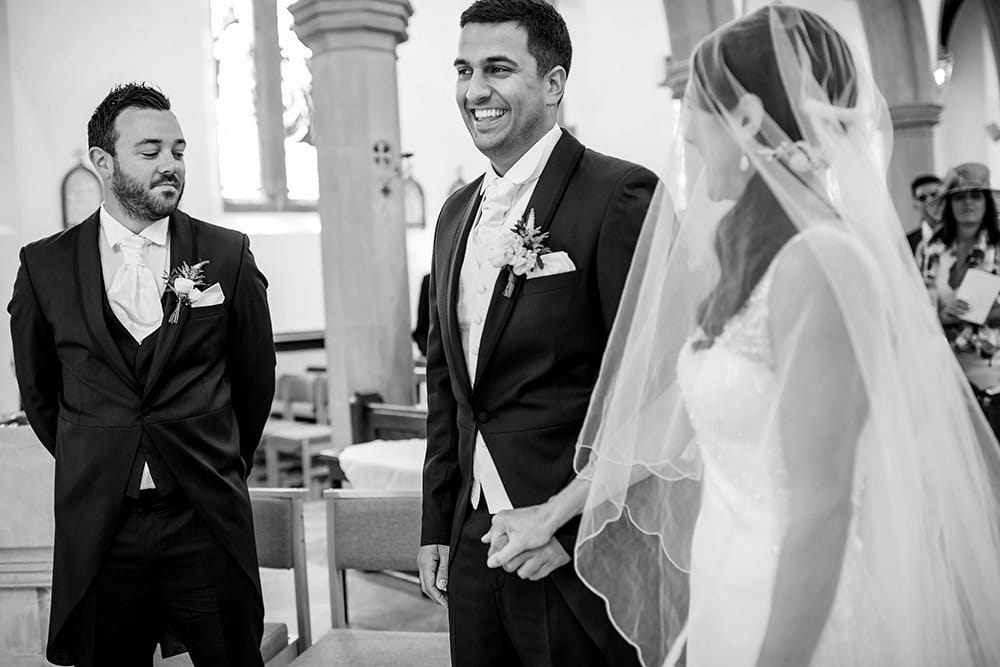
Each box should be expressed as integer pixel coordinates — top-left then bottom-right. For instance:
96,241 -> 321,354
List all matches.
259,499 -> 448,644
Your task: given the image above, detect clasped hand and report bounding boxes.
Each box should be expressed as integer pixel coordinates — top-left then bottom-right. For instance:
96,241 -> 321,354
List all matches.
480,504 -> 569,581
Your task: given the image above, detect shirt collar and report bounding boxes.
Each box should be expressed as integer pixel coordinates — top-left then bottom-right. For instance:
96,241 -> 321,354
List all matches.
100,205 -> 169,248
480,123 -> 563,194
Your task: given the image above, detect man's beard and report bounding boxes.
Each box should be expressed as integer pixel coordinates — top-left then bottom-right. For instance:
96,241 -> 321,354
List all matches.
111,161 -> 184,222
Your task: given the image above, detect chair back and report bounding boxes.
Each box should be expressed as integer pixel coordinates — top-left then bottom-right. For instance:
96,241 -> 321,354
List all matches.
250,488 -> 312,652
275,373 -> 328,423
325,490 -> 422,627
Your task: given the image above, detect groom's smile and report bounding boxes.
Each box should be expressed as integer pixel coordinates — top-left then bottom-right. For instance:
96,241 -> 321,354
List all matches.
454,21 -> 562,175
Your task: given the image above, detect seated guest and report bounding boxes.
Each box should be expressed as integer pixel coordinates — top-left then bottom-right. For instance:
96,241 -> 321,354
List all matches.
908,173 -> 942,254
917,162 -> 1000,351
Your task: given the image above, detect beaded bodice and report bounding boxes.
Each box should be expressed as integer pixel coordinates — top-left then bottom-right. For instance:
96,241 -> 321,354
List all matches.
676,257 -> 789,521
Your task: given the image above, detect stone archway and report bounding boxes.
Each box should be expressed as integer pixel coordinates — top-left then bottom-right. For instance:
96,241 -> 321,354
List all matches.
941,0 -> 1000,85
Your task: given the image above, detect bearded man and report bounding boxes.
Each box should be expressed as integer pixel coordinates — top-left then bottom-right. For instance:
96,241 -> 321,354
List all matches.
8,82 -> 275,667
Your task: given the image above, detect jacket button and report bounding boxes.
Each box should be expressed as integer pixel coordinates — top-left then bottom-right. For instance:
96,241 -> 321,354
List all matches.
476,411 -> 491,424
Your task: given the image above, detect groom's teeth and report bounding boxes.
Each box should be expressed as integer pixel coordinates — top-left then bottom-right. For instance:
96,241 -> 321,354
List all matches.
474,109 -> 506,121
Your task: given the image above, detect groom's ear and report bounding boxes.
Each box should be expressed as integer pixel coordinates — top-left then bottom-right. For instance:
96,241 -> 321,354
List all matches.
733,94 -> 764,139
543,66 -> 567,107
88,147 -> 113,181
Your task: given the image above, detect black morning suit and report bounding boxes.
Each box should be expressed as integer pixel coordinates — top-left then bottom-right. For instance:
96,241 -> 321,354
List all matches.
8,209 -> 275,665
421,130 -> 657,666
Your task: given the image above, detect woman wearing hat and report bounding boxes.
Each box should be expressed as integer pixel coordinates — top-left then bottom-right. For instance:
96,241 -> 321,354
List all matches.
917,162 -> 1000,351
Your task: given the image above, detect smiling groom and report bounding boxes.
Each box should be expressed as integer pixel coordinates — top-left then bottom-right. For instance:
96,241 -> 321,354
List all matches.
8,83 -> 275,666
417,2 -> 657,665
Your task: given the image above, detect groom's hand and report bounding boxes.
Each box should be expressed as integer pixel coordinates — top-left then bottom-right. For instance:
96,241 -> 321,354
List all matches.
417,544 -> 450,608
486,535 -> 570,581
481,504 -> 556,569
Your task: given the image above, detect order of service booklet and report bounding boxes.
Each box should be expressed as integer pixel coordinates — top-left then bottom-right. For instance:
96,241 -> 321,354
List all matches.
956,268 -> 1000,325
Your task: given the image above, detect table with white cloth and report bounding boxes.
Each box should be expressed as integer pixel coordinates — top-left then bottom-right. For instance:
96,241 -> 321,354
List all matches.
337,439 -> 427,491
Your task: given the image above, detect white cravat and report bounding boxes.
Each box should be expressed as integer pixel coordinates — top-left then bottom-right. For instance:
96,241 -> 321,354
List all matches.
464,177 -> 520,514
459,123 -> 563,513
107,235 -> 163,343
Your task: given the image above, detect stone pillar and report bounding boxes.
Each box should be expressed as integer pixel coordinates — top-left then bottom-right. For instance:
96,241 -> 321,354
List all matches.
660,0 -> 734,99
0,0 -> 20,415
290,0 -> 415,445
888,103 -> 943,229
858,0 -> 942,228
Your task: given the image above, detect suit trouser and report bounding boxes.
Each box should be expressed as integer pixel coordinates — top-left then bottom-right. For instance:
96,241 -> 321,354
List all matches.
447,501 -> 640,667
73,492 -> 264,667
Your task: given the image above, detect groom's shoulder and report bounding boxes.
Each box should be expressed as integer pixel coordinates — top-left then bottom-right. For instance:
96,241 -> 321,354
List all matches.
578,145 -> 657,186
20,213 -> 93,262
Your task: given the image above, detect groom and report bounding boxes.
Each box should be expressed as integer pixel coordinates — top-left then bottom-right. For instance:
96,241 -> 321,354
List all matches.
8,83 -> 274,666
418,1 -> 656,664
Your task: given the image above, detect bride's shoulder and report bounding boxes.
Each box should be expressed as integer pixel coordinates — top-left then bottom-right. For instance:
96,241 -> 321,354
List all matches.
768,226 -> 876,309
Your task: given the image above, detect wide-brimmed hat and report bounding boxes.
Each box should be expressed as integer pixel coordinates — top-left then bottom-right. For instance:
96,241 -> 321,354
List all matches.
924,162 -> 1000,223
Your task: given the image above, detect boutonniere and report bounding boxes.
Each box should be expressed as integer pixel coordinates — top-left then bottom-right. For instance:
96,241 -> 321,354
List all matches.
488,209 -> 551,298
163,260 -> 210,323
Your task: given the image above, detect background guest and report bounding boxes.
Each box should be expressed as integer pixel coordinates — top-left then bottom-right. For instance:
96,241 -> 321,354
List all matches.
908,173 -> 942,254
917,162 -> 1000,351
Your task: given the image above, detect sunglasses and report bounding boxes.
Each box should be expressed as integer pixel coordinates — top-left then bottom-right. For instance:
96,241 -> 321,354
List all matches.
915,192 -> 938,203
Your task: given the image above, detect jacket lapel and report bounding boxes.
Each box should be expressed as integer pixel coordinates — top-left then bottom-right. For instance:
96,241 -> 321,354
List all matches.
473,131 -> 585,388
443,178 -> 484,401
76,210 -> 140,393
143,210 -> 197,399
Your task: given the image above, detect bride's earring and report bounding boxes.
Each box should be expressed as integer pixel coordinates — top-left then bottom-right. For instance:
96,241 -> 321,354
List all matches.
739,153 -> 750,173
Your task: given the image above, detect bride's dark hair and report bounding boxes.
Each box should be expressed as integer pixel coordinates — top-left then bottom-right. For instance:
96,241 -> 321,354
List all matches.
691,6 -> 857,344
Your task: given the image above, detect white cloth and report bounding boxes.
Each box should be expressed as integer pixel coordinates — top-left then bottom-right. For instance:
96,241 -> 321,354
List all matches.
338,438 -> 426,491
99,207 -> 170,489
458,122 -> 562,513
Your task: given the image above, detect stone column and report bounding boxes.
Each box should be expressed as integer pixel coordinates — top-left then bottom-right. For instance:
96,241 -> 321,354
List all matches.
0,0 -> 20,415
888,103 -> 943,227
290,0 -> 414,445
858,0 -> 942,228
660,0 -> 734,99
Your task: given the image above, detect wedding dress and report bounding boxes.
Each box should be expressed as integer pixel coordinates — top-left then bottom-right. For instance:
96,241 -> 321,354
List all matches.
672,235 -> 876,666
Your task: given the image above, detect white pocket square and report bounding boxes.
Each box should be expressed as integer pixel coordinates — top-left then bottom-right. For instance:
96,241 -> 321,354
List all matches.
191,283 -> 225,307
527,251 -> 576,279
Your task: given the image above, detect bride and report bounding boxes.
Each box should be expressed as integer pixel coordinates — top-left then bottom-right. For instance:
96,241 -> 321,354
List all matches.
483,5 -> 1000,666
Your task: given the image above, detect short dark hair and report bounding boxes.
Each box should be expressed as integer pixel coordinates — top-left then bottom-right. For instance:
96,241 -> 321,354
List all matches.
460,0 -> 572,77
910,174 -> 942,197
87,83 -> 171,155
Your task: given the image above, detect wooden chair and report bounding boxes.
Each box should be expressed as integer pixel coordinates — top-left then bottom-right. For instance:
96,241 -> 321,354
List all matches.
262,374 -> 333,495
153,488 -> 311,667
251,487 -> 312,660
307,489 -> 449,666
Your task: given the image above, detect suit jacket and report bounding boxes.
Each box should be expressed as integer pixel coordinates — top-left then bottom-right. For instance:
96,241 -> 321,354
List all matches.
421,129 -> 656,550
8,209 -> 276,665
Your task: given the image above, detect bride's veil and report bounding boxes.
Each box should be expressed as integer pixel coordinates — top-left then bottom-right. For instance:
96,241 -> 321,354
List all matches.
573,6 -> 1000,666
